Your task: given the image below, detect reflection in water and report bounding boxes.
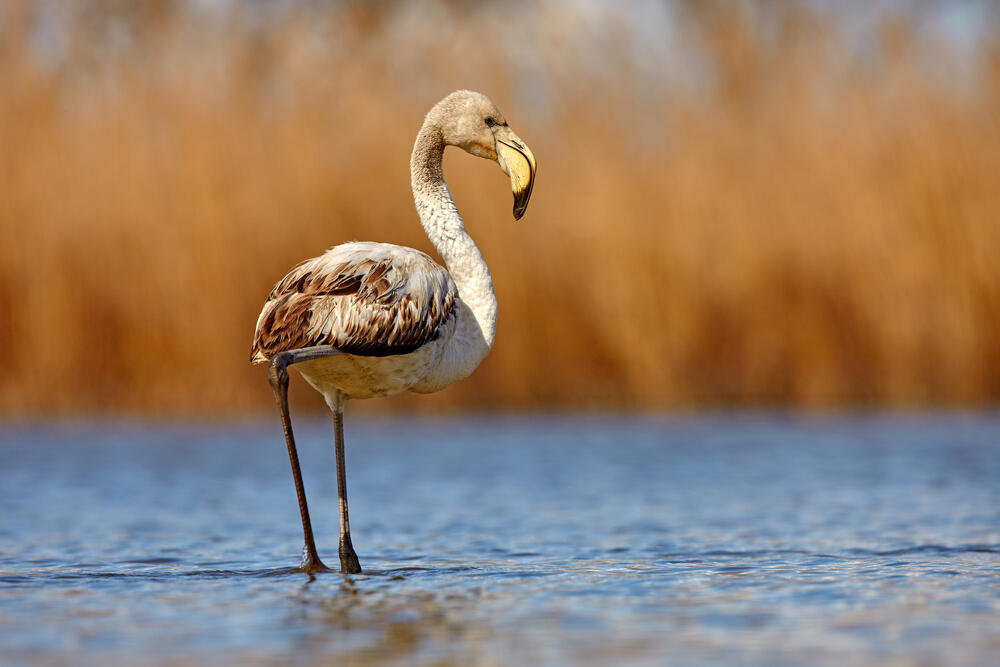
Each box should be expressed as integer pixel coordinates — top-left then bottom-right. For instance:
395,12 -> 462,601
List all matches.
294,578 -> 493,664
0,415 -> 998,664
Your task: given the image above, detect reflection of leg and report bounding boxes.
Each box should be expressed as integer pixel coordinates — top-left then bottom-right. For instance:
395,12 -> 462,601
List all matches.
268,347 -> 342,573
332,396 -> 362,574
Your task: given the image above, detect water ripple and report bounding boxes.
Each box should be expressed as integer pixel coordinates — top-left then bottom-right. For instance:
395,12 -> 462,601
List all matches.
1,415 -> 998,665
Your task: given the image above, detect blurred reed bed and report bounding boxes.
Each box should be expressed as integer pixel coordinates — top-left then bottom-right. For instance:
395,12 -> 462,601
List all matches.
1,1 -> 998,416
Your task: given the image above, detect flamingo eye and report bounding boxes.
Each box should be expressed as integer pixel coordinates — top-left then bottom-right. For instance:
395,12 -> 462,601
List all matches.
485,117 -> 496,127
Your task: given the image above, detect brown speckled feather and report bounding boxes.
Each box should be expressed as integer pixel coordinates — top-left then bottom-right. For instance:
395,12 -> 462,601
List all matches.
251,242 -> 457,362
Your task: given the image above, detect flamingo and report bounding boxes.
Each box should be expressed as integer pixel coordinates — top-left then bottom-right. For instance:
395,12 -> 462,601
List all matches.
251,91 -> 536,573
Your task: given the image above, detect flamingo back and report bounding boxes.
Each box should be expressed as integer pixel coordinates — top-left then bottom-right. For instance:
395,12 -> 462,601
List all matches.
251,241 -> 457,363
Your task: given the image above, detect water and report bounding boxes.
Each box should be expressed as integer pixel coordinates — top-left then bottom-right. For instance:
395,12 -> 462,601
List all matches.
1,414 -> 998,665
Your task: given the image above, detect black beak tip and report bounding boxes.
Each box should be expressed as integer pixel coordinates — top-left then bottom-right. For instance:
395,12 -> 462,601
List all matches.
512,189 -> 531,220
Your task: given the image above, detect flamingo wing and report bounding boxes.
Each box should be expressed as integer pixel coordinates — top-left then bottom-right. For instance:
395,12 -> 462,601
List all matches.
251,242 -> 457,362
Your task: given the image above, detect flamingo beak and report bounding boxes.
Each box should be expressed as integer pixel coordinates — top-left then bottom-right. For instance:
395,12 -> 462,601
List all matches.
494,127 -> 536,220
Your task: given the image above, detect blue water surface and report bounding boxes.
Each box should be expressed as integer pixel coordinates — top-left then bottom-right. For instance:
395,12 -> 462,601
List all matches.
1,413 -> 998,665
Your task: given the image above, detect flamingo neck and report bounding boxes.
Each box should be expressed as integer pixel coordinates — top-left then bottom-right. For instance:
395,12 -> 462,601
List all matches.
410,122 -> 497,384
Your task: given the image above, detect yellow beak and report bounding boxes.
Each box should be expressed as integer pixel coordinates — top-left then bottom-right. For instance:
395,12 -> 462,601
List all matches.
494,127 -> 537,220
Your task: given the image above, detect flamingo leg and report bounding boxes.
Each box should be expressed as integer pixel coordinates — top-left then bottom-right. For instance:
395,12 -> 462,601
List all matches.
330,396 -> 362,574
267,347 -> 342,574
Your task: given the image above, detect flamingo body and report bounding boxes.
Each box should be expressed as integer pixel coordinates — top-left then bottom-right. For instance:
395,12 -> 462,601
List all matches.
252,242 -> 458,400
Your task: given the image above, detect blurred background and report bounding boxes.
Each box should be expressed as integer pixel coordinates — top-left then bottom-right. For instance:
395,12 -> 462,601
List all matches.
1,0 -> 998,417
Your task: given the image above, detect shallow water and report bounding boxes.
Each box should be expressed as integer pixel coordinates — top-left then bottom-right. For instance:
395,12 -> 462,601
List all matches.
1,414 -> 998,665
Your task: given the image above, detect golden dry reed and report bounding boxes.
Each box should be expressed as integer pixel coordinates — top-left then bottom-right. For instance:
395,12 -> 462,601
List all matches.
1,2 -> 998,416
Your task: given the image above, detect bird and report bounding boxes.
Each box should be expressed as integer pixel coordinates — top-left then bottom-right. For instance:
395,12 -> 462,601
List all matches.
250,90 -> 536,574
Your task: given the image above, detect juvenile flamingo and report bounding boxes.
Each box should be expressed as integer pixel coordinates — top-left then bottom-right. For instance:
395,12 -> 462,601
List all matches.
251,91 -> 536,573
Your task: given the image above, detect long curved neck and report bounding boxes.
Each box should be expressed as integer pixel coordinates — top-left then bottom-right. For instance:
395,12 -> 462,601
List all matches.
410,121 -> 497,361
